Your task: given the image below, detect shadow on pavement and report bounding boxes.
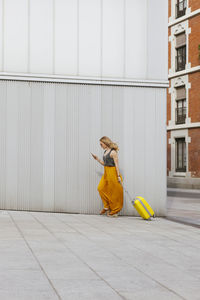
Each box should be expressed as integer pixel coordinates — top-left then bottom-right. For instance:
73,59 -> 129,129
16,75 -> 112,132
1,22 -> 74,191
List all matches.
167,188 -> 200,228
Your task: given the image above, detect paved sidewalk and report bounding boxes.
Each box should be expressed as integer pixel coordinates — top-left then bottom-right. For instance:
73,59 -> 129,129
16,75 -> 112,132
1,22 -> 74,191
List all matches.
0,211 -> 200,300
167,188 -> 200,227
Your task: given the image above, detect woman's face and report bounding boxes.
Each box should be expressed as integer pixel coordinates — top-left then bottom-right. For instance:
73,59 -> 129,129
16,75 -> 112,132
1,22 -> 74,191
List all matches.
100,141 -> 107,149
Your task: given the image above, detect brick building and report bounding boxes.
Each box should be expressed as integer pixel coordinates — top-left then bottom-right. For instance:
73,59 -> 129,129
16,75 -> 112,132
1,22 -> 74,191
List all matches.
167,0 -> 200,188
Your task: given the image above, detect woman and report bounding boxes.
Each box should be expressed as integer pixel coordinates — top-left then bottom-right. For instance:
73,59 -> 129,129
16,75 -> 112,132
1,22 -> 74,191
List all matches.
91,136 -> 123,217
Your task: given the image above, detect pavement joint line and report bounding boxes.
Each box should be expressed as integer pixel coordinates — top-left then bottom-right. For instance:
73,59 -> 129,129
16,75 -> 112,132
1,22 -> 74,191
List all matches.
78,216 -> 200,297
8,211 -> 62,300
130,217 -> 200,248
3,211 -> 198,299
54,213 -> 186,300
31,212 -> 126,300
73,216 -> 190,299
73,214 -> 200,274
82,215 -> 200,257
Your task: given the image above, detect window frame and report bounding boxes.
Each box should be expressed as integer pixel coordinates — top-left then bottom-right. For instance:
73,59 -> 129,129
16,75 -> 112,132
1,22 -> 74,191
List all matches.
176,45 -> 186,72
176,0 -> 187,19
175,138 -> 186,172
175,98 -> 186,124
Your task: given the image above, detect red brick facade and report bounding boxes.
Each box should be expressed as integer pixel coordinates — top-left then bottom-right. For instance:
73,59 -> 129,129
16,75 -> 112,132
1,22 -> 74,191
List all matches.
168,0 -> 171,19
189,0 -> 200,12
188,128 -> 200,177
189,15 -> 200,68
188,72 -> 200,123
168,28 -> 171,70
167,1 -> 200,184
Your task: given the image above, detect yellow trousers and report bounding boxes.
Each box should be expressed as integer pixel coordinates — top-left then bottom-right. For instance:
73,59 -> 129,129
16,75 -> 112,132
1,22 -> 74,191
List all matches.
98,166 -> 123,214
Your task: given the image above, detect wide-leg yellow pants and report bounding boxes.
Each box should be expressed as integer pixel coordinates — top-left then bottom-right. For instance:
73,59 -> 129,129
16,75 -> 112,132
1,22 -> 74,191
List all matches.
98,166 -> 123,214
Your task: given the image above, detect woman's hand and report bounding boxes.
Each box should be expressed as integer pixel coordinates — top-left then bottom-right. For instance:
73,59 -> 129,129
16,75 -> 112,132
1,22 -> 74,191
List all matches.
117,176 -> 121,183
91,153 -> 104,166
91,153 -> 98,160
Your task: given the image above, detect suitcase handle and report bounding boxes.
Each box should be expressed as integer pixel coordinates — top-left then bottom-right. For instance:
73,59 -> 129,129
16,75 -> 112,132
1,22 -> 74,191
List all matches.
120,182 -> 135,205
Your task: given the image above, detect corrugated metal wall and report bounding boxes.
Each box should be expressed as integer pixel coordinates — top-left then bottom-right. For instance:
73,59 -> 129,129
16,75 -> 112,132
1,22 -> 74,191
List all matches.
0,80 -> 166,215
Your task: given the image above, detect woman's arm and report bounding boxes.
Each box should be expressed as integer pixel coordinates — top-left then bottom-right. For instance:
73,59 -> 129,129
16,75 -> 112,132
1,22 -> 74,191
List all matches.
91,153 -> 105,166
111,151 -> 121,182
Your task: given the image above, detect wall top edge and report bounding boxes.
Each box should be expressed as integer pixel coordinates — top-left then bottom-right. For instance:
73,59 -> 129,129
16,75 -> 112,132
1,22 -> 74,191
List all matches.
0,73 -> 169,88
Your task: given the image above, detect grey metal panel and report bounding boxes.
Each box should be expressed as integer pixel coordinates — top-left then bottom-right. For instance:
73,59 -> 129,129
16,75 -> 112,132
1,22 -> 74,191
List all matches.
17,82 -> 31,210
0,81 -> 6,208
155,88 -> 167,215
30,83 -> 44,211
6,81 -> 18,209
54,84 -> 67,212
122,87 -> 136,215
101,86 -> 113,138
78,84 -> 93,214
88,85 -> 102,214
144,88 -> 157,211
43,83 -> 55,211
65,84 -> 80,213
0,80 -> 166,215
112,86 -> 125,214
133,88 -> 146,197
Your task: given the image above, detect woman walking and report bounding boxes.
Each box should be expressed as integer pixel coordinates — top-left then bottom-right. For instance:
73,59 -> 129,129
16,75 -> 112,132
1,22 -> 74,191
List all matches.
91,136 -> 123,217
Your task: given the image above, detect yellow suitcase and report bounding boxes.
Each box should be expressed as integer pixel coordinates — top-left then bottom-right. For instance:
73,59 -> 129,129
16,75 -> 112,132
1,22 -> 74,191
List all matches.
122,183 -> 155,220
133,196 -> 155,220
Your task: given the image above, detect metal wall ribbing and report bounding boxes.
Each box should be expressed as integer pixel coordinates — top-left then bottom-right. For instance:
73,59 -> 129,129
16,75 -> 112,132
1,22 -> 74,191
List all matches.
0,80 -> 166,215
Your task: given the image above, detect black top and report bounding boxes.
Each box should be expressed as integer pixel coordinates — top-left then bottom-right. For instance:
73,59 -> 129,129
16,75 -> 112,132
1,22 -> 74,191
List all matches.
103,149 -> 115,167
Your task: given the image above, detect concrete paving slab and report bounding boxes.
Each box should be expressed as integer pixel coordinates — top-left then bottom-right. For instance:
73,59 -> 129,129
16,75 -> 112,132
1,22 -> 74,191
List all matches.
52,279 -> 123,300
1,210 -> 200,299
120,288 -> 183,300
0,270 -> 59,300
167,188 -> 200,227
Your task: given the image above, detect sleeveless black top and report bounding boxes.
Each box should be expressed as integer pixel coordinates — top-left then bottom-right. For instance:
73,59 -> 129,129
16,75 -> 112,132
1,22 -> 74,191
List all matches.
103,149 -> 115,167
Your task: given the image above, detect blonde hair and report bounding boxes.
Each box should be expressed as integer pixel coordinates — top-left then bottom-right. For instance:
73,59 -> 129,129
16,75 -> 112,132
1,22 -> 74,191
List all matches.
100,136 -> 119,151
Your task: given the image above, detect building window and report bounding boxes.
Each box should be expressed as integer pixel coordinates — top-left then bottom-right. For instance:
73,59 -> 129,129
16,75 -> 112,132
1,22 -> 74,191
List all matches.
176,0 -> 187,18
175,33 -> 186,72
175,86 -> 186,124
176,138 -> 186,172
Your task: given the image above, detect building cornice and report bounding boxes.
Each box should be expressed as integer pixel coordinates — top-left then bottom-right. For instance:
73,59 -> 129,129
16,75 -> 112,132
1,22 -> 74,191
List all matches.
168,9 -> 200,27
0,72 -> 169,88
167,122 -> 200,131
168,66 -> 200,79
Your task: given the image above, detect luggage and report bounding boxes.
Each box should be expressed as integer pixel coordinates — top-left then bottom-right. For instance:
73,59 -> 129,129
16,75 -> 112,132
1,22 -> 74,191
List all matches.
133,196 -> 155,220
122,183 -> 155,220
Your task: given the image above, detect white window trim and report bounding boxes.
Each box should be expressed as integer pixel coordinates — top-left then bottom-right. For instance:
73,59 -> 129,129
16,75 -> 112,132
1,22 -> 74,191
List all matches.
168,75 -> 191,127
168,66 -> 200,79
169,20 -> 191,76
169,129 -> 191,178
167,122 -> 200,131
